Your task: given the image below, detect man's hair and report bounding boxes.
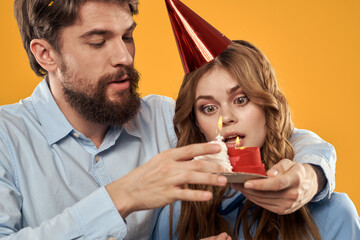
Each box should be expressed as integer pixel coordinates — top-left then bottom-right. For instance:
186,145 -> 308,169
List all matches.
14,0 -> 139,76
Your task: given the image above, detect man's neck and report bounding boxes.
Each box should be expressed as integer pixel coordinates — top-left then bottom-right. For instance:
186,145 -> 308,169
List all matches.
47,76 -> 108,149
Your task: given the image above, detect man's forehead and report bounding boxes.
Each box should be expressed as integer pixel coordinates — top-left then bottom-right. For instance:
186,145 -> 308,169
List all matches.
76,1 -> 134,31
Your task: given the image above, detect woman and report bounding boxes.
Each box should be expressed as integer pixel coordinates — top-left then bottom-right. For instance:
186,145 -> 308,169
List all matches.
152,40 -> 359,239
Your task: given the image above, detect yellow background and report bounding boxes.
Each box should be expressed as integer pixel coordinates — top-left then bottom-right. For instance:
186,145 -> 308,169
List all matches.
1,0 -> 359,214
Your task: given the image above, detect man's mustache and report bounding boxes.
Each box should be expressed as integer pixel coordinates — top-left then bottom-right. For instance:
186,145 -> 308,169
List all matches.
101,66 -> 139,84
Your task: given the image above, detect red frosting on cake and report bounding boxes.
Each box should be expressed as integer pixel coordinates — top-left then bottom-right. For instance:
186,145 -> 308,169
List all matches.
227,146 -> 266,176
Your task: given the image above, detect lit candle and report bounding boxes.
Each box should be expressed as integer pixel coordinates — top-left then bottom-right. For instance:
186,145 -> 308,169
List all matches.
215,116 -> 223,142
235,136 -> 246,149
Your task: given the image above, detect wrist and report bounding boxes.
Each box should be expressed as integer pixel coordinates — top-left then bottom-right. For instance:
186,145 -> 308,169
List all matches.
306,164 -> 326,195
105,182 -> 134,219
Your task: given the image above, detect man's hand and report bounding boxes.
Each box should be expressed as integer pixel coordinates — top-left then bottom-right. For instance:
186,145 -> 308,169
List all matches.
200,232 -> 232,240
232,159 -> 325,215
106,143 -> 228,218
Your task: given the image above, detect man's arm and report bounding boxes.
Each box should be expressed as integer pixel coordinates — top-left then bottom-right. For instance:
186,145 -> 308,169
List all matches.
0,138 -> 227,239
232,128 -> 336,215
0,136 -> 128,239
290,128 -> 336,201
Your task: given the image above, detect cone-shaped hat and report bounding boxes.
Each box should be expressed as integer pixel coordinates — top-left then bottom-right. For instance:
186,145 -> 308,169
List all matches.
165,0 -> 231,73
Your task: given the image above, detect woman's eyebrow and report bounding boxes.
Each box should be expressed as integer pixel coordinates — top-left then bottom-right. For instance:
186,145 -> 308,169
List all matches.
195,95 -> 215,102
227,85 -> 240,95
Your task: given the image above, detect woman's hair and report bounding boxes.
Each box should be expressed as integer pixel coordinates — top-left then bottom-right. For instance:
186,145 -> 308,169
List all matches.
172,40 -> 320,239
14,0 -> 138,77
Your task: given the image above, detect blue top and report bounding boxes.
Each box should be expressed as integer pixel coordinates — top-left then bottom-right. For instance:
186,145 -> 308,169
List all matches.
153,191 -> 360,239
0,79 -> 177,239
0,79 -> 336,239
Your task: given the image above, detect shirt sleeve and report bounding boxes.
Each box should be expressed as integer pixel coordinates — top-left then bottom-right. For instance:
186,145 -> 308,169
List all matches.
290,128 -> 336,201
162,97 -> 177,148
0,136 -> 127,240
310,192 -> 360,239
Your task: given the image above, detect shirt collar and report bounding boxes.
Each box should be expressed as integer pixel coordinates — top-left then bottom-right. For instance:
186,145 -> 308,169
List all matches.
31,79 -> 74,145
31,79 -> 142,145
122,116 -> 142,139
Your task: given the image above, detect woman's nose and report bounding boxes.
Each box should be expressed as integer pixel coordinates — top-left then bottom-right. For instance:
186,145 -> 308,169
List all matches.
221,107 -> 237,126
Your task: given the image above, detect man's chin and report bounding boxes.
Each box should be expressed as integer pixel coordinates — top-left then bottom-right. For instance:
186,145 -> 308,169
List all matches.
106,89 -> 131,102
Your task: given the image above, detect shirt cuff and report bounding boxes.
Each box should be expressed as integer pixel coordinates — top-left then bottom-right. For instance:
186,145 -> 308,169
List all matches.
70,187 -> 127,239
294,153 -> 335,202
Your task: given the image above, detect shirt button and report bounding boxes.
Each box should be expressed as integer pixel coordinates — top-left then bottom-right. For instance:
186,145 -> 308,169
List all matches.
95,156 -> 100,162
107,237 -> 115,240
73,132 -> 80,138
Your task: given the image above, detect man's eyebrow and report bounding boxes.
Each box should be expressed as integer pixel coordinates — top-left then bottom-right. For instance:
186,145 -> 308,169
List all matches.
80,21 -> 137,39
80,29 -> 111,38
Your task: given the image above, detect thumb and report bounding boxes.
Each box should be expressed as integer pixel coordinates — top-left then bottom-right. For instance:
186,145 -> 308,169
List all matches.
267,159 -> 293,177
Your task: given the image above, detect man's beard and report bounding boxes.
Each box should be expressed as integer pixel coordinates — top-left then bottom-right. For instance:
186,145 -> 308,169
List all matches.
60,65 -> 141,126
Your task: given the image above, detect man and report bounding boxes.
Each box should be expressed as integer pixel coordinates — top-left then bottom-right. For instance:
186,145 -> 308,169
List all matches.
0,0 -> 335,239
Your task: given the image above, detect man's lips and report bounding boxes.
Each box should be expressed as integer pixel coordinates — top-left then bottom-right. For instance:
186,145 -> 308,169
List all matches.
108,75 -> 130,91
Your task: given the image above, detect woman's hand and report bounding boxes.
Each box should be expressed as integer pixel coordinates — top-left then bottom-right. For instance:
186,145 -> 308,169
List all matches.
232,159 -> 324,214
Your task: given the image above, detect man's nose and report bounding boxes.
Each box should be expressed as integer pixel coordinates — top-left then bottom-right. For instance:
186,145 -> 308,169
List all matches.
110,40 -> 134,67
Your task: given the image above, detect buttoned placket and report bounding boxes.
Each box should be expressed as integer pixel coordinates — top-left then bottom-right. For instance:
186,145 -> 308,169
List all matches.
71,130 -> 113,187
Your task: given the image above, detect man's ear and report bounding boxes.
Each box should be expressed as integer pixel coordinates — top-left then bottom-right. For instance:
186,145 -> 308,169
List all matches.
30,39 -> 60,73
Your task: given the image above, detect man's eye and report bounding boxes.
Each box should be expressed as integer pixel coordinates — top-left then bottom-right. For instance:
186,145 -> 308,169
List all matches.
123,36 -> 134,42
202,105 -> 218,114
234,96 -> 249,105
89,41 -> 105,48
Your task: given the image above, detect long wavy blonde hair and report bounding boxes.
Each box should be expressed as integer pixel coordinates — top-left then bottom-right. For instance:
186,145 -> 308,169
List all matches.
171,40 -> 320,240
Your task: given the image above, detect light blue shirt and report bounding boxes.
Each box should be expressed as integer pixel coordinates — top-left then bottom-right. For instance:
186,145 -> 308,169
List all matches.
0,79 -> 336,239
0,79 -> 177,239
154,192 -> 360,239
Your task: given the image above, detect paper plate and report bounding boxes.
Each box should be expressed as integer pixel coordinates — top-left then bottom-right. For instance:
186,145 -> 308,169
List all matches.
217,172 -> 267,183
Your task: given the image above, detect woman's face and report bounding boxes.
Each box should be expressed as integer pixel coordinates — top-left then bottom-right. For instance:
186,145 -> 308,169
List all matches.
194,67 -> 267,148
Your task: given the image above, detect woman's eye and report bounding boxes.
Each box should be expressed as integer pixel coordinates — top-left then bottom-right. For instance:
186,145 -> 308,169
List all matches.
202,105 -> 218,114
234,96 -> 249,105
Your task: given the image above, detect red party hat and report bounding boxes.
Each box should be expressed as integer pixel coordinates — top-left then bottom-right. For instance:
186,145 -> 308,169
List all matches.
165,0 -> 232,73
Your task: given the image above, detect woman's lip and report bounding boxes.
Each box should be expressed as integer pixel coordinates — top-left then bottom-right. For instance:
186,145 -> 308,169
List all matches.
223,132 -> 245,140
225,138 -> 245,148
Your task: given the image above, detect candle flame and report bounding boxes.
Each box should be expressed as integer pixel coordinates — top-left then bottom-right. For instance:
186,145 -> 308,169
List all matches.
235,136 -> 246,149
215,116 -> 223,142
218,116 -> 223,132
235,136 -> 240,146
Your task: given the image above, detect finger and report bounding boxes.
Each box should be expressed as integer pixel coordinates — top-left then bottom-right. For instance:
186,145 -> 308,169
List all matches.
168,143 -> 221,162
241,190 -> 300,215
170,170 -> 227,187
250,199 -> 291,215
266,159 -> 294,177
244,166 -> 296,191
237,186 -> 287,200
184,158 -> 229,173
240,191 -> 285,212
174,188 -> 213,202
243,177 -> 290,191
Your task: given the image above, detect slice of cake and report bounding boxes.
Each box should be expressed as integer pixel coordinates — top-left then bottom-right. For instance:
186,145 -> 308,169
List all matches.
193,141 -> 232,172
